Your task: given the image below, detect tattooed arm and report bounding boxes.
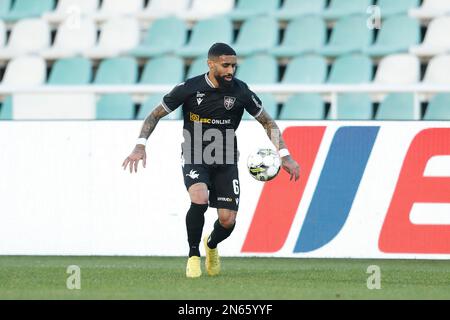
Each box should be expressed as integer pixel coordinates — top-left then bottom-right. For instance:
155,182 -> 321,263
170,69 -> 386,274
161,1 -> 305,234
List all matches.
122,105 -> 169,173
255,110 -> 300,181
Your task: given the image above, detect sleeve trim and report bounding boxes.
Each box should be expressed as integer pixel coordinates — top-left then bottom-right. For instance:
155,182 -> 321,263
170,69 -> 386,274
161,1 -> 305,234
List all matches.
254,107 -> 264,118
161,100 -> 172,114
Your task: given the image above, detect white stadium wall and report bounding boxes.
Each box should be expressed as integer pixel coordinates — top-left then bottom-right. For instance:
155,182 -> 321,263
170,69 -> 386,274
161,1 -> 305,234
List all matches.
0,121 -> 449,259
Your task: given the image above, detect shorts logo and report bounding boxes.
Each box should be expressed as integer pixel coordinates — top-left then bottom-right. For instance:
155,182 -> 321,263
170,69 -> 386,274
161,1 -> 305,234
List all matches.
224,96 -> 236,110
186,170 -> 199,180
218,197 -> 233,202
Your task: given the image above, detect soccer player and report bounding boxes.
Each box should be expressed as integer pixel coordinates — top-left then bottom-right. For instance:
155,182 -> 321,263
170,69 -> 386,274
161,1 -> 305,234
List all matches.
122,43 -> 300,278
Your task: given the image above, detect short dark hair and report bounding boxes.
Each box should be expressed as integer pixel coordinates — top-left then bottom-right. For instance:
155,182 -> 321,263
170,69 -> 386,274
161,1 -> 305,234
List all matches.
208,43 -> 236,59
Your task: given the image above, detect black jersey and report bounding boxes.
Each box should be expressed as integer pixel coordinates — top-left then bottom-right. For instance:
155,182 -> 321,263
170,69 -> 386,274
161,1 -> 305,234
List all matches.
162,73 -> 264,165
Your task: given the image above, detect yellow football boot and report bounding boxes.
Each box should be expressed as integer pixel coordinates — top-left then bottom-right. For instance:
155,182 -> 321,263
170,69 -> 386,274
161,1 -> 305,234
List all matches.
204,235 -> 220,276
186,256 -> 201,278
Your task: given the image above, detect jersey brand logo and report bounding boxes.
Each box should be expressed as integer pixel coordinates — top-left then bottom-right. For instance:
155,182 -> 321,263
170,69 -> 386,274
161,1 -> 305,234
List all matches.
224,96 -> 236,110
196,92 -> 205,106
186,170 -> 199,180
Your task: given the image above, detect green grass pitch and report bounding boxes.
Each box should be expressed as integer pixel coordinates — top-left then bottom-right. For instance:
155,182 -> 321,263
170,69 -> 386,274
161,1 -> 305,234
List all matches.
0,256 -> 449,300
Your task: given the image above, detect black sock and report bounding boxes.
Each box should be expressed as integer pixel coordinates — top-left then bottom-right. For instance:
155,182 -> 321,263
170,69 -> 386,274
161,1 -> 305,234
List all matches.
207,219 -> 235,249
186,203 -> 208,257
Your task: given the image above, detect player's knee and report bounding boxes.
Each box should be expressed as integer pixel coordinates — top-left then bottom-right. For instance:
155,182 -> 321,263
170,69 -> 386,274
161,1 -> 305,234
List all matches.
189,184 -> 209,205
191,196 -> 208,205
219,214 -> 236,229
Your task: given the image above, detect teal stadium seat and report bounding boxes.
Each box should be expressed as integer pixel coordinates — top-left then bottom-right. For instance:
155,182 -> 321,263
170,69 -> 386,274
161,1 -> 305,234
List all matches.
319,15 -> 373,57
424,94 -> 450,120
129,17 -> 187,58
377,0 -> 420,17
330,94 -> 373,120
187,56 -> 208,79
140,56 -> 184,84
328,54 -> 373,84
272,0 -> 326,20
376,93 -> 417,120
233,16 -> 278,56
177,17 -> 232,58
0,0 -> 12,16
364,16 -> 420,57
236,55 -> 278,84
322,0 -> 371,20
242,93 -> 278,120
94,57 -> 138,85
48,58 -> 92,85
282,55 -> 327,84
138,94 -> 183,120
96,94 -> 135,120
270,16 -> 326,58
229,0 -> 280,21
0,0 -> 55,21
0,97 -> 12,120
94,57 -> 137,120
279,94 -> 325,120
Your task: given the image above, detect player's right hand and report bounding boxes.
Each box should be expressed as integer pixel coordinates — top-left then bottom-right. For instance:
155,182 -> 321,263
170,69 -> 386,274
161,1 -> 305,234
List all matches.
122,145 -> 147,173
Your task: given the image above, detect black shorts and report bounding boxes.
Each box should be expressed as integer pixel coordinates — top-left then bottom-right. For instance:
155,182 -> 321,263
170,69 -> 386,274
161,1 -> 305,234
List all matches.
182,162 -> 240,211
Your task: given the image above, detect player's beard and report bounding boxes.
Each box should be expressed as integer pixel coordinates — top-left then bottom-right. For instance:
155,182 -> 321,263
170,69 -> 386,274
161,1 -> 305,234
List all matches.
216,74 -> 234,90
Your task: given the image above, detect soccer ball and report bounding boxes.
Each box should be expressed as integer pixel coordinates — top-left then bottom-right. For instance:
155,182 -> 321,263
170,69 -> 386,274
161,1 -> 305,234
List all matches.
247,148 -> 281,182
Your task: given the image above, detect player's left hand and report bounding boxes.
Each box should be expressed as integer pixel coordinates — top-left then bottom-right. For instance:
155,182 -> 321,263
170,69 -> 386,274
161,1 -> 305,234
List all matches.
282,156 -> 300,181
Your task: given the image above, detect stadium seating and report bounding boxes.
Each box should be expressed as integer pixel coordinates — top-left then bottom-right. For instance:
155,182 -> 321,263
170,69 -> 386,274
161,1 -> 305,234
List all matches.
424,94 -> 450,120
1,56 -> 47,120
282,55 -> 327,84
272,0 -> 326,20
318,15 -> 373,57
96,94 -> 135,120
129,17 -> 187,58
322,0 -> 371,20
137,0 -> 190,20
236,55 -> 278,84
0,19 -> 50,60
48,57 -> 92,85
410,17 -> 450,57
41,18 -> 97,60
94,57 -> 138,85
409,0 -> 450,19
0,19 -> 5,48
279,94 -> 325,120
329,94 -> 373,120
364,15 -> 420,57
83,17 -> 140,59
270,16 -> 326,58
423,55 -> 450,84
138,93 -> 183,120
376,0 -> 420,17
229,0 -> 280,21
233,16 -> 278,56
2,55 -> 46,85
375,93 -> 418,120
328,54 -> 373,84
0,0 -> 449,121
140,56 -> 184,84
42,0 -> 99,23
0,0 -> 55,22
0,100 -> 12,119
242,93 -> 278,120
177,0 -> 234,21
177,17 -> 232,58
374,54 -> 420,85
90,0 -> 144,22
187,56 -> 208,79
